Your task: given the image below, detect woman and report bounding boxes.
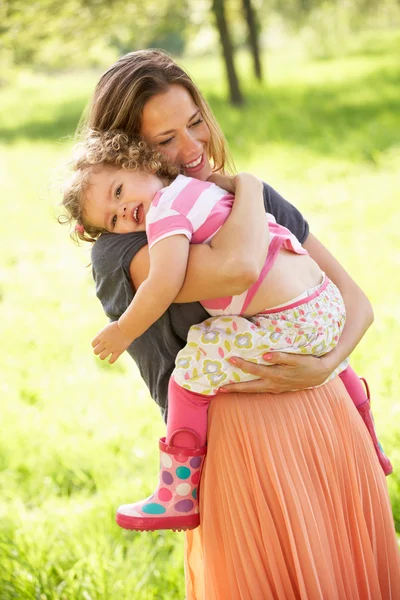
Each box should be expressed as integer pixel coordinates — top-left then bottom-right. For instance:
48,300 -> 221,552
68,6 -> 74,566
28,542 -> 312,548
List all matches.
83,49 -> 400,598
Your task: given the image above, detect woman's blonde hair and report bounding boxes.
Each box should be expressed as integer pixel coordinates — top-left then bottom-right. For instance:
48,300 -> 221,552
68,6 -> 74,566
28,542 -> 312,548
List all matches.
79,49 -> 234,174
59,129 -> 179,244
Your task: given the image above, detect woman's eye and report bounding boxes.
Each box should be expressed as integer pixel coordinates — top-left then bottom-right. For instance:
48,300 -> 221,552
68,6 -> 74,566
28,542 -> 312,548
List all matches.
159,137 -> 173,146
112,215 -> 117,228
191,118 -> 203,127
115,184 -> 122,199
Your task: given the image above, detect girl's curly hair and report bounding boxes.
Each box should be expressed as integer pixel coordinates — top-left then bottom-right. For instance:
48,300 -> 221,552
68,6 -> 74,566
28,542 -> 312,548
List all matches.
59,129 -> 179,244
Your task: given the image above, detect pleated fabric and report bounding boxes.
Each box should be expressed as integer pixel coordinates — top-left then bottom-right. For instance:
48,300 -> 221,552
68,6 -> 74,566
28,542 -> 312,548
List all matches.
184,378 -> 400,600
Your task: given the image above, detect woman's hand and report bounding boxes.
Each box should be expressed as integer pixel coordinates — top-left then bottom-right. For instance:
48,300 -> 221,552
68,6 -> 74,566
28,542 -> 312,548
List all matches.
218,353 -> 332,394
207,172 -> 236,194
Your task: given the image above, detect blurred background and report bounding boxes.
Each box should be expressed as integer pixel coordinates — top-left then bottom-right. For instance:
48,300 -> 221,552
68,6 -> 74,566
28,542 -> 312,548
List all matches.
1,0 -> 400,597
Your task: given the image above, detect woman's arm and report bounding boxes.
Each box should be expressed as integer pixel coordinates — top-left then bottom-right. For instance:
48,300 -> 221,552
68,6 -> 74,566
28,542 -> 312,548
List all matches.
130,173 -> 269,302
303,233 -> 374,370
218,232 -> 374,393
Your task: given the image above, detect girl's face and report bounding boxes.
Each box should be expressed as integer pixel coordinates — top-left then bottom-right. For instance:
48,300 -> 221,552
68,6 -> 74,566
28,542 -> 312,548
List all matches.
140,84 -> 212,181
84,166 -> 165,234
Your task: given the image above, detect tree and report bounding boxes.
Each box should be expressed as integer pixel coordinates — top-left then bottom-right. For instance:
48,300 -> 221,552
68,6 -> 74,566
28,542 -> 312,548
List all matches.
211,0 -> 244,105
241,0 -> 262,81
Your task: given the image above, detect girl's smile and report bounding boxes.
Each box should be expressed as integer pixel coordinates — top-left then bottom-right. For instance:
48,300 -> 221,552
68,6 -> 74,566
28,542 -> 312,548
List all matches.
84,166 -> 166,234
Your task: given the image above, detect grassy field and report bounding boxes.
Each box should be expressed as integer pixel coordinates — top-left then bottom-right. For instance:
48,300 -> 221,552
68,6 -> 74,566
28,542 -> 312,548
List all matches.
1,30 -> 400,599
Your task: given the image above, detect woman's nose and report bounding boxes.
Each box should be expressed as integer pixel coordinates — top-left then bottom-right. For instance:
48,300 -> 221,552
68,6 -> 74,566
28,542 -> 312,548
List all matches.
180,131 -> 202,161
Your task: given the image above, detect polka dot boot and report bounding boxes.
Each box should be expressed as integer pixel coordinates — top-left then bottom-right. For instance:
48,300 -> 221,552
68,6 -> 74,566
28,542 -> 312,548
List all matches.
116,431 -> 207,532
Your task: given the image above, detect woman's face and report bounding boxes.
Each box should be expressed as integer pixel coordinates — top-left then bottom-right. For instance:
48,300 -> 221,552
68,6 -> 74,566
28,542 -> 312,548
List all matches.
140,84 -> 212,181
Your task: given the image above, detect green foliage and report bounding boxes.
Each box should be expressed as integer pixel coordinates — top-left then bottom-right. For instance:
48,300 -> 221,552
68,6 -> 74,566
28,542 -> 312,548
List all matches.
1,0 -> 189,72
1,30 -> 400,597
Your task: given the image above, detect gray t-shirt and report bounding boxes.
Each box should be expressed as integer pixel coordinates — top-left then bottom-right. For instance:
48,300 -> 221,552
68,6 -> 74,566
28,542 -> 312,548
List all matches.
91,182 -> 309,422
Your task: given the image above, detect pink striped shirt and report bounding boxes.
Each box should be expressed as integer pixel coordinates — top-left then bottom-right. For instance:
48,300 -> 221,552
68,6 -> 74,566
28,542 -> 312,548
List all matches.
147,175 -> 308,316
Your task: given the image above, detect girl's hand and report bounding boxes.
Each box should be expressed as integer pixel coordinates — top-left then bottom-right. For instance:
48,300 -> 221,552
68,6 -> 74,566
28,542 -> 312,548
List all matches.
219,352 -> 332,394
92,321 -> 132,364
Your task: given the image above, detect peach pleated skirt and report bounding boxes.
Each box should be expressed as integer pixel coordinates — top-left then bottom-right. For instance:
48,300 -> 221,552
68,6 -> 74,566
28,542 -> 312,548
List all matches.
184,378 -> 400,599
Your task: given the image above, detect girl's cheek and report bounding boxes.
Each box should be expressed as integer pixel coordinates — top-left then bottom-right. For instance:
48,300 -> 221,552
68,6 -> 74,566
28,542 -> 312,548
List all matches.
159,146 -> 178,166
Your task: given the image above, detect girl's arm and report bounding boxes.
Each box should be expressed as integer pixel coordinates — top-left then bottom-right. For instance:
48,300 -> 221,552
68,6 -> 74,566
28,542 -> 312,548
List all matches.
129,173 -> 269,302
93,235 -> 189,363
218,232 -> 374,393
119,235 -> 190,337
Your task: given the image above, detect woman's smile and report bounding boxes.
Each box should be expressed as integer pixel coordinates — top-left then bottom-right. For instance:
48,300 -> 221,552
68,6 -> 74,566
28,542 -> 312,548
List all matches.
181,153 -> 207,173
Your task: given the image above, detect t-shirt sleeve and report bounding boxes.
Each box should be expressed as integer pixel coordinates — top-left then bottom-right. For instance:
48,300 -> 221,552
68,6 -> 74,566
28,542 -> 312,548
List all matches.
147,213 -> 193,249
262,182 -> 309,244
91,231 -> 148,320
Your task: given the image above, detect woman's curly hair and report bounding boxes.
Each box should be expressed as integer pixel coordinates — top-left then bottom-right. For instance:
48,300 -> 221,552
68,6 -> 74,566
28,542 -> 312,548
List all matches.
59,129 -> 179,244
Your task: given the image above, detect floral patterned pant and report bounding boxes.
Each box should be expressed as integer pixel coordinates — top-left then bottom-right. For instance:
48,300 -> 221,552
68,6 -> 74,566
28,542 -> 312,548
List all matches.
173,277 -> 348,394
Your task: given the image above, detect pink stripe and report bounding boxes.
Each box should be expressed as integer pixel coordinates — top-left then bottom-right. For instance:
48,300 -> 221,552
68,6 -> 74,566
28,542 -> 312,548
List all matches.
259,277 -> 330,315
202,296 -> 232,311
269,221 -> 308,255
152,189 -> 163,208
147,215 -> 192,245
171,178 -> 213,216
192,193 -> 234,243
241,237 -> 284,314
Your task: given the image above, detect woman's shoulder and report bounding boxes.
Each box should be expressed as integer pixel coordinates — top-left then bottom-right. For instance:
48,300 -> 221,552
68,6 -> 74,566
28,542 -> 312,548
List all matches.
91,232 -> 147,274
261,181 -> 309,244
90,232 -> 147,320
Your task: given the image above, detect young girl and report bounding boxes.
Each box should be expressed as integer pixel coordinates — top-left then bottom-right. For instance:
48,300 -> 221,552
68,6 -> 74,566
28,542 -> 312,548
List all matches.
61,129 -> 391,533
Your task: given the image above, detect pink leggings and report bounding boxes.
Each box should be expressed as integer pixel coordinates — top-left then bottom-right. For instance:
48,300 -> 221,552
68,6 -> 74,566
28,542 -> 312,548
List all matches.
166,365 -> 367,447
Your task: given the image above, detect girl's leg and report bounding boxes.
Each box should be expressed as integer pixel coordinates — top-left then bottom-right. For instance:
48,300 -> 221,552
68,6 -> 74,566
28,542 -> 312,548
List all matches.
166,377 -> 210,447
338,365 -> 368,407
339,366 -> 392,475
115,380 -> 210,532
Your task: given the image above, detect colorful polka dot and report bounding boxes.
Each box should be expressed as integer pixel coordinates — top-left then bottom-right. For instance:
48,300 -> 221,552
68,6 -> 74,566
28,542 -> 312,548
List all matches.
176,483 -> 191,496
176,466 -> 191,480
161,453 -> 172,468
175,455 -> 188,464
162,471 -> 173,485
142,503 -> 166,515
192,488 -> 197,499
191,471 -> 200,485
174,499 -> 194,513
190,456 -> 202,468
118,506 -> 142,517
158,487 -> 173,502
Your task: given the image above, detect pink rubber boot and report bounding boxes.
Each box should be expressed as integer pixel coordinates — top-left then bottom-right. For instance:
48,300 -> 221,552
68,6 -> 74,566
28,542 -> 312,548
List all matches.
116,429 -> 207,532
357,378 -> 393,476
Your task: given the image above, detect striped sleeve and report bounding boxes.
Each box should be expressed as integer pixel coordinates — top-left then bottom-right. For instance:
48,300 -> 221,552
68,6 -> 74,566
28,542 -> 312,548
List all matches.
146,175 -> 215,249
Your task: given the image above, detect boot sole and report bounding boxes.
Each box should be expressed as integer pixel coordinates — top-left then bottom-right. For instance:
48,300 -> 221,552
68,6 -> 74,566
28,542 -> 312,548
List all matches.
116,512 -> 200,532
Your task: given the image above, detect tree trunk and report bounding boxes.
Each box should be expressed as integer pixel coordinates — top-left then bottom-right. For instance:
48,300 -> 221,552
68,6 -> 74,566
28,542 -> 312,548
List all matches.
241,0 -> 262,81
212,0 -> 244,105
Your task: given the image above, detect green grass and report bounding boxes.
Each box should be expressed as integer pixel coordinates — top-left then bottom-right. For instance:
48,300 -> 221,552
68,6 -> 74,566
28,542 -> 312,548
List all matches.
1,30 -> 400,598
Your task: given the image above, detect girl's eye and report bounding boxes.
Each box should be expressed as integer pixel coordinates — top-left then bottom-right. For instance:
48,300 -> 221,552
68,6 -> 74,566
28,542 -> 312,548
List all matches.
115,184 -> 122,199
159,137 -> 173,147
191,118 -> 203,127
111,215 -> 117,228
